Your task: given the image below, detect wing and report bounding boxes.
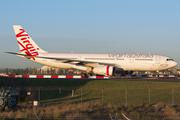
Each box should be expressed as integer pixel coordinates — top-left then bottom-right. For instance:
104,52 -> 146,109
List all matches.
4,52 -> 122,68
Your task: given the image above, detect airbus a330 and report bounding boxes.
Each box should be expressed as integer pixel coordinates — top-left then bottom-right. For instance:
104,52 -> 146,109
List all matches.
5,25 -> 177,76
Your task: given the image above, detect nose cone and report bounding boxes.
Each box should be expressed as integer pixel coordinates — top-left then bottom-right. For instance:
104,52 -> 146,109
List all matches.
171,61 -> 178,68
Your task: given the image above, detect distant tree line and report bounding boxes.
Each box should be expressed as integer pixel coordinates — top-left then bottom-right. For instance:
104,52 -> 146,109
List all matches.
1,67 -> 179,75
3,67 -> 82,75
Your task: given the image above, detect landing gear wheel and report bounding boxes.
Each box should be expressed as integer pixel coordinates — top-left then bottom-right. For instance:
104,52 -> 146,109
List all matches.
87,73 -> 93,76
82,73 -> 88,76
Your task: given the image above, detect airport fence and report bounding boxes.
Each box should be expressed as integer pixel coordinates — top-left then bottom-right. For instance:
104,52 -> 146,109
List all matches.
2,86 -> 180,106
1,86 -> 180,119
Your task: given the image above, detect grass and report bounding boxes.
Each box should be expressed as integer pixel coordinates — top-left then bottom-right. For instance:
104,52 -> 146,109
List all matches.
1,77 -> 180,105
0,102 -> 179,119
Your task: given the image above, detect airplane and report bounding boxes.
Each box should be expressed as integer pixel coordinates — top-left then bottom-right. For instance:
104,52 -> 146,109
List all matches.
5,25 -> 177,76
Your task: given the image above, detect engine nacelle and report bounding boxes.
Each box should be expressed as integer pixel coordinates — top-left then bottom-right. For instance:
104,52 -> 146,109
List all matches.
92,66 -> 130,76
92,66 -> 115,76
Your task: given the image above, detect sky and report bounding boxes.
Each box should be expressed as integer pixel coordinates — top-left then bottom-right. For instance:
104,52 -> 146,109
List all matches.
0,0 -> 180,68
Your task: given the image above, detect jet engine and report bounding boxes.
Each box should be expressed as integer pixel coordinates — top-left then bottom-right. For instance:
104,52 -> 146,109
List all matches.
92,66 -> 125,76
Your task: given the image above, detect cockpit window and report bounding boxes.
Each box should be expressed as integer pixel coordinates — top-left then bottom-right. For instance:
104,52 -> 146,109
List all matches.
166,59 -> 174,61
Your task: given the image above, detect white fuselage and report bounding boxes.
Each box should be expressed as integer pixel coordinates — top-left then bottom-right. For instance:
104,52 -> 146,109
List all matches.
22,53 -> 177,71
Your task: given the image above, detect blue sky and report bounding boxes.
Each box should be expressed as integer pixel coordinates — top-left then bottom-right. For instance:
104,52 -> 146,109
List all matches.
0,0 -> 180,68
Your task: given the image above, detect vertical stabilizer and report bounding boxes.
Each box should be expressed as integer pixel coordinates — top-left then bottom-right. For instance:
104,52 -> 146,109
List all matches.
13,25 -> 47,60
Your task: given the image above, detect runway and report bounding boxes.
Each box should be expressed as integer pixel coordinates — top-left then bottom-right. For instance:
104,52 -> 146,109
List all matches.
1,74 -> 180,82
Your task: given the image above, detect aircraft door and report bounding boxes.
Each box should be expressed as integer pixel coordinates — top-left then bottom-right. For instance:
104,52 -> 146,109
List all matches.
78,56 -> 81,60
156,57 -> 160,64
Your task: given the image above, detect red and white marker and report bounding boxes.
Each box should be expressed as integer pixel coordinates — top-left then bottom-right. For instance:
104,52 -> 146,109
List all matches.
0,75 -> 109,79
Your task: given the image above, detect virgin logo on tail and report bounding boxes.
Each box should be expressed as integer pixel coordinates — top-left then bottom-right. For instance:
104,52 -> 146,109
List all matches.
16,29 -> 39,60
